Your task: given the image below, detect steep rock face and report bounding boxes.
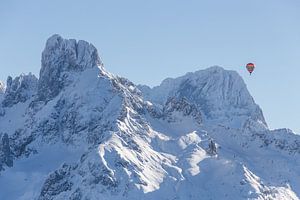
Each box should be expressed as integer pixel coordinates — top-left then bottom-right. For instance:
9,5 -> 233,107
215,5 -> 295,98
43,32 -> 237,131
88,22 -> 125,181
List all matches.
139,66 -> 267,129
2,73 -> 38,107
38,34 -> 103,101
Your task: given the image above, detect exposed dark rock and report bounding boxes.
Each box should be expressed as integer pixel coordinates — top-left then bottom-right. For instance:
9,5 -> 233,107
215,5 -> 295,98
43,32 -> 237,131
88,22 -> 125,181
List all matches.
2,73 -> 38,107
39,164 -> 74,200
0,133 -> 13,169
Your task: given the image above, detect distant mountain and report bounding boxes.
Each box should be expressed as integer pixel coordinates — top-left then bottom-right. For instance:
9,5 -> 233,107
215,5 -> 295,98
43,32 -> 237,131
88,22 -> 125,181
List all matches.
138,66 -> 267,131
0,35 -> 299,200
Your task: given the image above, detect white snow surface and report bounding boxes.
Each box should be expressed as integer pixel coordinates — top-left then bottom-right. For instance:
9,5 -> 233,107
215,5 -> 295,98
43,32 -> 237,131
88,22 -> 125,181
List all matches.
0,35 -> 299,200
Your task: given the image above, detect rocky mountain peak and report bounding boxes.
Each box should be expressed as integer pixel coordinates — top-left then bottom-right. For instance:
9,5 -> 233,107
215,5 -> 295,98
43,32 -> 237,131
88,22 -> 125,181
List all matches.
139,66 -> 267,129
42,34 -> 102,70
38,34 -> 103,101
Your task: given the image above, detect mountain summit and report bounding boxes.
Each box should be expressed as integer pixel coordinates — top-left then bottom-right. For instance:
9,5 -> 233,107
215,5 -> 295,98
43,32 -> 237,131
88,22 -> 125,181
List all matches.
139,66 -> 267,131
0,35 -> 299,200
38,34 -> 103,101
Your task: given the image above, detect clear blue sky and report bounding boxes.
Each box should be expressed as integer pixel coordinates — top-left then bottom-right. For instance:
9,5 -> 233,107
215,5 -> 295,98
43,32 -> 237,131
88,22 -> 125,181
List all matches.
1,0 -> 299,133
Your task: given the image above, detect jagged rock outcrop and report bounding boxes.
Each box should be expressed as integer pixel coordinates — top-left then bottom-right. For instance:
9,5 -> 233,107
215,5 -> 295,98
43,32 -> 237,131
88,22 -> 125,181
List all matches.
37,34 -> 103,101
2,73 -> 38,107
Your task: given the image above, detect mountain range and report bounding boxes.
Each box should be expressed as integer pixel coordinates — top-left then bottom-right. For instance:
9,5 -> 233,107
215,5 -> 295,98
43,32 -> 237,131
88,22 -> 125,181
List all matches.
0,34 -> 299,200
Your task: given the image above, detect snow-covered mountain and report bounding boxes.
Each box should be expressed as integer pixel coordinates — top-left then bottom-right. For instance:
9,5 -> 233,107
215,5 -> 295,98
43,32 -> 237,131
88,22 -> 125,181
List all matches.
0,35 -> 299,200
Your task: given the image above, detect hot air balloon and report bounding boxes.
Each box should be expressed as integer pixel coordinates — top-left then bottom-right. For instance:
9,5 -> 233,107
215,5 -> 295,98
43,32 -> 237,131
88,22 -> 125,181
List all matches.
246,63 -> 255,75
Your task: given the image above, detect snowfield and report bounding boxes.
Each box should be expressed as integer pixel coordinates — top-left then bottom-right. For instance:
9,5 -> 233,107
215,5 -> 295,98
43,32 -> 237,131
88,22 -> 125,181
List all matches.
0,34 -> 299,200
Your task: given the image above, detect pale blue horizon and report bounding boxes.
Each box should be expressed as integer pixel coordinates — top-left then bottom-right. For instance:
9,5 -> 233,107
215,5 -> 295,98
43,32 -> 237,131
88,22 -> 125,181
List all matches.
0,0 -> 299,133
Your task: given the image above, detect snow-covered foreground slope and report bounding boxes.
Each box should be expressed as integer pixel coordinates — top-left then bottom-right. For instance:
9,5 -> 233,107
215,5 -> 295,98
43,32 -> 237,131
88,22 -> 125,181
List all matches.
0,35 -> 299,200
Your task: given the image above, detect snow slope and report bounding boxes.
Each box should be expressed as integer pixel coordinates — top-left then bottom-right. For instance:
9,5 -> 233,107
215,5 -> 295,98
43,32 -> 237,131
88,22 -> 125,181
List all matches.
0,34 -> 299,200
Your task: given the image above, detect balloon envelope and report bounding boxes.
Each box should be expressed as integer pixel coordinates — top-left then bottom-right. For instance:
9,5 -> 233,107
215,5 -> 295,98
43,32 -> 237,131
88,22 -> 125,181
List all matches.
246,63 -> 255,74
